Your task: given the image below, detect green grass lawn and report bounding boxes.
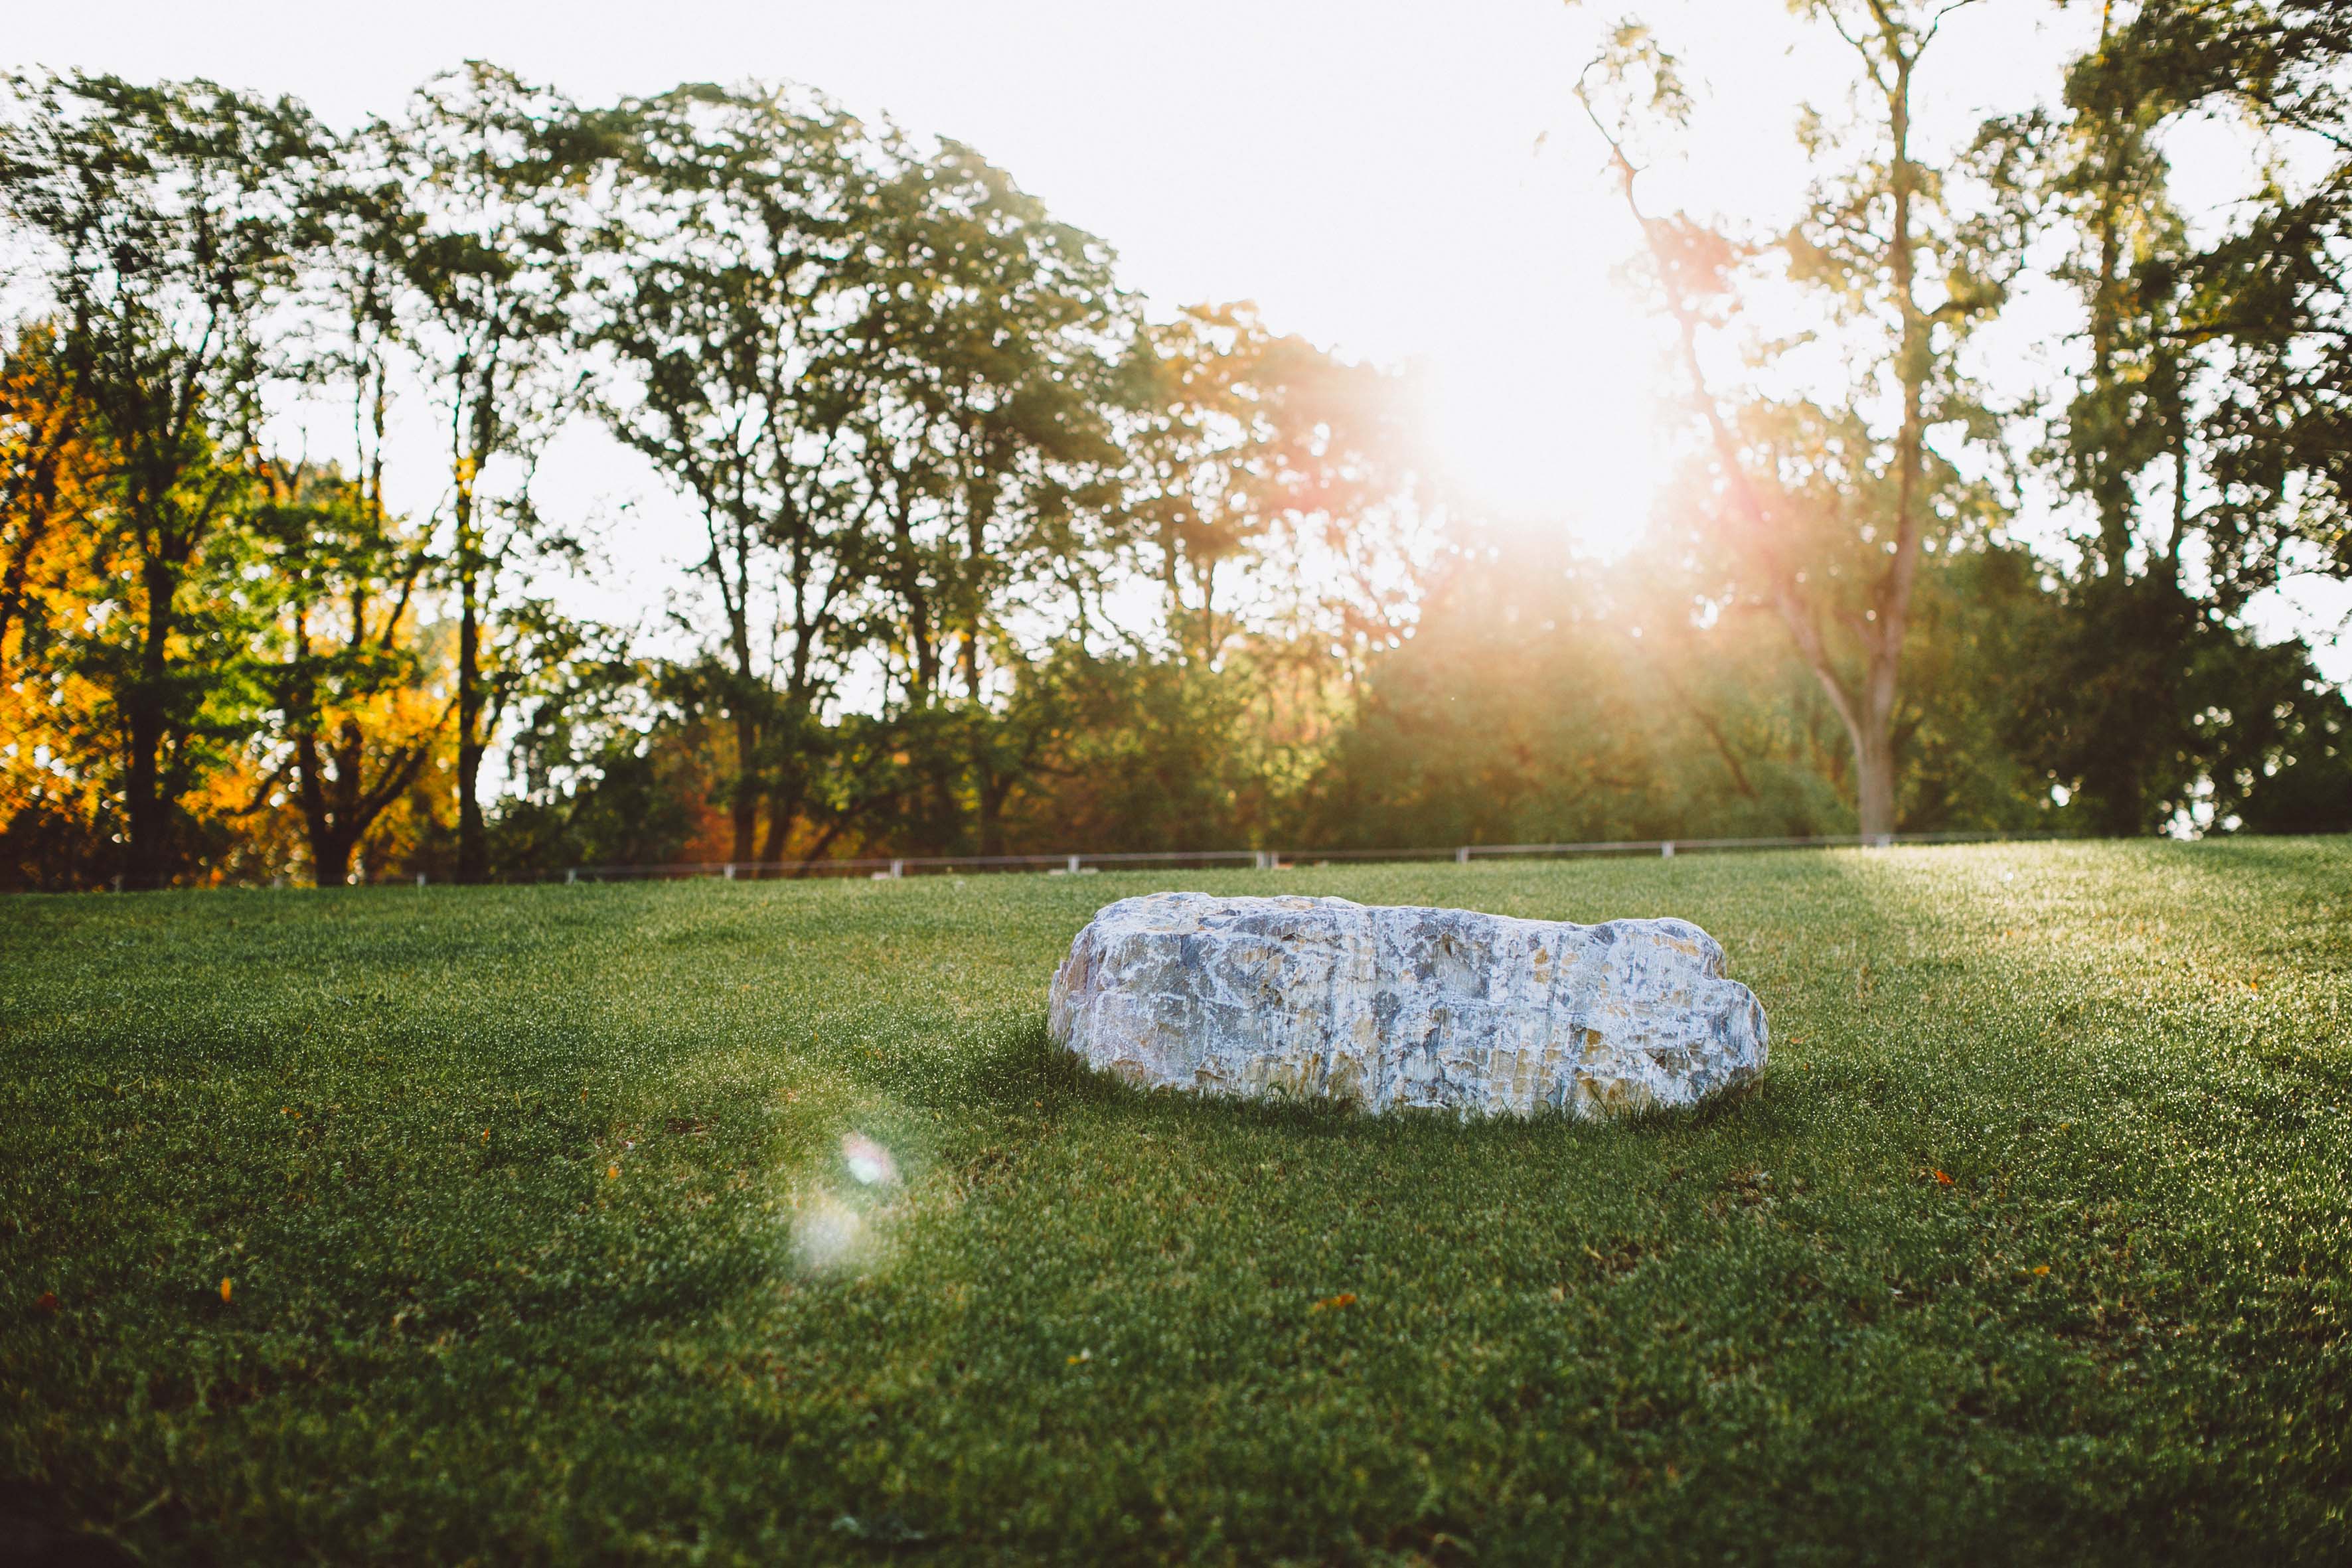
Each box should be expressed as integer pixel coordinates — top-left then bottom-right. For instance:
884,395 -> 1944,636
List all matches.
3,840 -> 2349,1565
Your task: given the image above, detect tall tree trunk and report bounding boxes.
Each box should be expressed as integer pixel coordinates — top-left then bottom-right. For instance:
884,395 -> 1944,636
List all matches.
309,821 -> 358,888
960,480 -> 988,700
1200,562 -> 1219,666
962,488 -> 994,852
295,724 -> 433,887
1162,522 -> 1184,664
295,710 -> 333,884
121,554 -> 178,889
974,756 -> 1004,856
755,775 -> 801,870
1867,48 -> 1926,844
1853,708 -> 1898,843
894,488 -> 939,701
977,762 -> 1020,859
1584,15 -> 1939,846
729,708 -> 759,865
455,566 -> 487,883
309,722 -> 366,886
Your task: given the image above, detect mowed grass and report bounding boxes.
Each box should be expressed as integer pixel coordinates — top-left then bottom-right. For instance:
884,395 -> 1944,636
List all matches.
3,842 -> 2349,1565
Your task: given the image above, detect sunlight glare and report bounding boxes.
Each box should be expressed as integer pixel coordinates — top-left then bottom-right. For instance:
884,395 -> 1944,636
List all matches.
1419,322 -> 1666,556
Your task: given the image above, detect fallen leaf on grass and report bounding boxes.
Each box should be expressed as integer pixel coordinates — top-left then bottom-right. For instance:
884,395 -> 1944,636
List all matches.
607,1165 -> 620,1180
1933,1170 -> 1954,1186
35,1291 -> 58,1314
2032,1265 -> 2050,1276
1311,1293 -> 1358,1312
220,1278 -> 232,1304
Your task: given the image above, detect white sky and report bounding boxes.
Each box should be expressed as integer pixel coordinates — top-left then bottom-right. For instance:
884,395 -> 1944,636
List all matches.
10,0 -> 2344,676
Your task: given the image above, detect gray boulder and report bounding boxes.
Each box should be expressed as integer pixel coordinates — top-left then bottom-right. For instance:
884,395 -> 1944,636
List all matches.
1048,892 -> 1766,1118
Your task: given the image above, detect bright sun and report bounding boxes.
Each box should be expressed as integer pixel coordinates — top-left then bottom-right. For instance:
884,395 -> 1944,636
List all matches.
1420,321 -> 1666,557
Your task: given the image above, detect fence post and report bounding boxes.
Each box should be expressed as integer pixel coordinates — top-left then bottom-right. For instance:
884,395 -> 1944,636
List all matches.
1067,854 -> 1082,873
565,868 -> 576,886
890,858 -> 905,880
1662,840 -> 1675,859
1455,846 -> 1470,864
724,863 -> 736,882
416,872 -> 426,889
1254,850 -> 1272,870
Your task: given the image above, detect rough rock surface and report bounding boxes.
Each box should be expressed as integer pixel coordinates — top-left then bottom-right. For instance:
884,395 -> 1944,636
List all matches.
1048,892 -> 1766,1118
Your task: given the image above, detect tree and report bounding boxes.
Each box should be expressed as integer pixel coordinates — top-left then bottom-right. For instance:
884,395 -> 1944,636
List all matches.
0,72 -> 321,885
1578,6 -> 2019,838
0,326 -> 100,681
1300,511 -> 2058,850
1115,303 -> 1427,675
0,334 -> 74,665
1302,524 -> 1847,850
0,325 -> 114,889
244,463 -> 446,884
366,64 -> 609,882
589,83 -> 888,867
2098,0 -> 2351,590
844,141 -> 1128,854
1985,0 -> 2352,832
1247,335 -> 1432,680
489,624 -> 691,874
1118,304 -> 1285,666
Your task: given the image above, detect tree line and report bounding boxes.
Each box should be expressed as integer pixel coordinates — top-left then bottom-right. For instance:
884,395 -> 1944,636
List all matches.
3,0 -> 2348,891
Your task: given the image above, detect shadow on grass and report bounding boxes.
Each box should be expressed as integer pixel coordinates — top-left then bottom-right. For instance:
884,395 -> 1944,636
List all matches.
948,1013 -> 1791,1149
2171,832 -> 2349,876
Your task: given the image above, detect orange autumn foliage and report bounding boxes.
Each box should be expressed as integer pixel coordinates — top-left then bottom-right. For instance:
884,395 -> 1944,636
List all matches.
1,326 -> 115,880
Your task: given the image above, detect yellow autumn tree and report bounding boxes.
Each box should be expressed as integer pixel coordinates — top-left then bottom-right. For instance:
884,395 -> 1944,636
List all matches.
0,325 -> 116,888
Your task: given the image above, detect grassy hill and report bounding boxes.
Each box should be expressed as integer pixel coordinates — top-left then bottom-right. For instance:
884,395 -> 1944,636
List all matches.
3,840 -> 2348,1564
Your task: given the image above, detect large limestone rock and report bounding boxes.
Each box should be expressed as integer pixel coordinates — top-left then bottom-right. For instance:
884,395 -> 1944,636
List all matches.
1048,892 -> 1766,1118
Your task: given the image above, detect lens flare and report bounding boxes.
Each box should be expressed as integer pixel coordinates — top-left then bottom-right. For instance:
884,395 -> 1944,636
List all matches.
791,1190 -> 867,1272
841,1132 -> 900,1187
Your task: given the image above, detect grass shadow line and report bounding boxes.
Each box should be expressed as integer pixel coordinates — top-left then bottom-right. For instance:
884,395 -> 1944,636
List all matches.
943,1014 -> 1788,1151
